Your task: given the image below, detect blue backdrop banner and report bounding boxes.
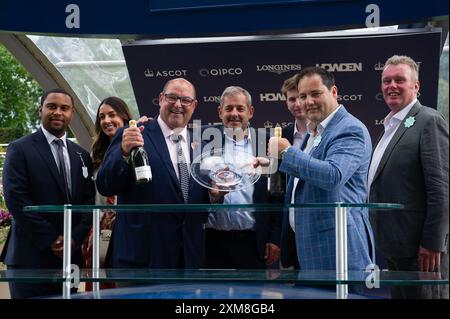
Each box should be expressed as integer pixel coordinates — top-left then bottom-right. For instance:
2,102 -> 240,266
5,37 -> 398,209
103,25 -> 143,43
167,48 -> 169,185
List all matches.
122,30 -> 441,142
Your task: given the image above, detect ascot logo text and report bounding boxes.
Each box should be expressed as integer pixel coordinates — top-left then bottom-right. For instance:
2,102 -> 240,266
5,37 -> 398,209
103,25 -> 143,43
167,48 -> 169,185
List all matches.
144,69 -> 188,78
256,64 -> 302,75
337,94 -> 363,101
199,68 -> 243,77
316,63 -> 362,72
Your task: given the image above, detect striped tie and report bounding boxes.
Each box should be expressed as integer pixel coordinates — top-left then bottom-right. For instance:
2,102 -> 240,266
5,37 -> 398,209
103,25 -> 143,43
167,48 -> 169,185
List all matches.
171,134 -> 189,203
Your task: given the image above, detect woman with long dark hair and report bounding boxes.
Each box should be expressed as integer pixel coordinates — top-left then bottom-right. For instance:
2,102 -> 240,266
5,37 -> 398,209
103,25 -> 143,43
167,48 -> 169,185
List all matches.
83,96 -> 132,290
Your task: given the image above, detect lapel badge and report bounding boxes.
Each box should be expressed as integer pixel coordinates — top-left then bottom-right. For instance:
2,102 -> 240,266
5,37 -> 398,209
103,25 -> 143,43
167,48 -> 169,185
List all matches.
313,135 -> 322,148
404,116 -> 416,128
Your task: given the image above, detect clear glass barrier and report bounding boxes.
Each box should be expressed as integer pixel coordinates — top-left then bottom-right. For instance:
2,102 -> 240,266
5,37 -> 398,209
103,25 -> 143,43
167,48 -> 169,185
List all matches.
1,269 -> 447,285
23,203 -> 404,212
17,202 -> 442,298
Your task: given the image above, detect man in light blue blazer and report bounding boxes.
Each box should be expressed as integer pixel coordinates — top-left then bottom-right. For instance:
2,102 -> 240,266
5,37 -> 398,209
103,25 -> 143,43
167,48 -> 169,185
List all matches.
267,66 -> 374,270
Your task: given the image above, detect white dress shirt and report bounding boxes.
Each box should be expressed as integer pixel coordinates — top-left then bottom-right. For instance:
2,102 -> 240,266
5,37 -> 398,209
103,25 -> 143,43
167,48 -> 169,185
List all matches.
157,116 -> 191,179
206,132 -> 256,231
367,99 -> 417,190
41,125 -> 72,193
289,105 -> 342,232
292,120 -> 308,148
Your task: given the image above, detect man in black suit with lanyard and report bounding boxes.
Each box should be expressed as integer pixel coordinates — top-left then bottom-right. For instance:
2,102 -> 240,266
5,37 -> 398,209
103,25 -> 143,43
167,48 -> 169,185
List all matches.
1,88 -> 95,298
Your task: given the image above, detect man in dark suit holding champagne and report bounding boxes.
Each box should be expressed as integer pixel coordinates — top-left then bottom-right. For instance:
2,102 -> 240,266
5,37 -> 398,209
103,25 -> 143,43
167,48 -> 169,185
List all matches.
97,78 -> 216,270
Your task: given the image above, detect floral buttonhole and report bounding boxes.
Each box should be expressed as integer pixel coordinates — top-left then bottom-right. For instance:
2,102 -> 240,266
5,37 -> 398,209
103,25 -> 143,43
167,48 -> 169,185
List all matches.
404,116 -> 416,128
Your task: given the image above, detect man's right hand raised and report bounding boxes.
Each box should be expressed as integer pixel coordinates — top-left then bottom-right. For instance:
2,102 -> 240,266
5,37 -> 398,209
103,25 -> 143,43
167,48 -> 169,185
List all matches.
121,125 -> 145,156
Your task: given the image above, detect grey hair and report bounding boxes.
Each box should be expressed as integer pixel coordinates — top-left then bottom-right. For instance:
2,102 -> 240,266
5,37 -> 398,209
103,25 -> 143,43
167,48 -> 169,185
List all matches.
220,86 -> 252,108
384,55 -> 419,81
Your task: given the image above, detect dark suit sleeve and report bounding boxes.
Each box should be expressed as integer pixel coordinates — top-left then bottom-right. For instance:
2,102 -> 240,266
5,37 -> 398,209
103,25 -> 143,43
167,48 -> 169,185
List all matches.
420,113 -> 449,252
96,127 -> 132,197
268,212 -> 282,246
282,124 -> 294,145
72,148 -> 95,246
2,142 -> 58,250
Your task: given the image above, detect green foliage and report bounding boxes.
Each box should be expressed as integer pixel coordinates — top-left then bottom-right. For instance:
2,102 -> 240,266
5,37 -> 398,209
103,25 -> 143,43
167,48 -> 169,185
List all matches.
0,44 -> 42,142
0,127 -> 23,144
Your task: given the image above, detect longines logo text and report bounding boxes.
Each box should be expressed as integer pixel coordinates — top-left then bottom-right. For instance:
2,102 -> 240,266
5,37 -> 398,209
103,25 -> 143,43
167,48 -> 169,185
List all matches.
316,63 -> 362,72
256,64 -> 302,74
199,68 -> 243,77
260,93 -> 286,102
144,69 -> 188,78
203,96 -> 221,103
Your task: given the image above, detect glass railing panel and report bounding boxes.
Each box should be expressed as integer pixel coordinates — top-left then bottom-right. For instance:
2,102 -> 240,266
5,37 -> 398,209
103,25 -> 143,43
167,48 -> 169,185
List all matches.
1,269 -> 447,285
23,203 -> 404,213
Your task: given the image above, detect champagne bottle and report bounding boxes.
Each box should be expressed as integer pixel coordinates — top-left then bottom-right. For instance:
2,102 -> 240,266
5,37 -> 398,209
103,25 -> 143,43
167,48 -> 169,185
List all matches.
129,120 -> 152,184
268,125 -> 285,197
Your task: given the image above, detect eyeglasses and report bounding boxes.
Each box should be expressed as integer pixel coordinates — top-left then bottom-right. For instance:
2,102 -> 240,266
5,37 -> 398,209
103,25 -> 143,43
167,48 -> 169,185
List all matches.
164,93 -> 195,107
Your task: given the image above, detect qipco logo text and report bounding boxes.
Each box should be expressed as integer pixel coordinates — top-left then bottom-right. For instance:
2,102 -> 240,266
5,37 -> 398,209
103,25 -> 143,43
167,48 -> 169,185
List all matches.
199,68 -> 243,77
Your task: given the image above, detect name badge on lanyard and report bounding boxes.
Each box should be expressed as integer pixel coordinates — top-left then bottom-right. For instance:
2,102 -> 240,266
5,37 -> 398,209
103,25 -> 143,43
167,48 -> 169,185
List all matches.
77,152 -> 89,178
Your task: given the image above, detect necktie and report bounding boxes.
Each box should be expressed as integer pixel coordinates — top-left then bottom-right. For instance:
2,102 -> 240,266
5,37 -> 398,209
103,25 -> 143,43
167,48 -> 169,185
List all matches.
171,134 -> 189,203
53,138 -> 71,203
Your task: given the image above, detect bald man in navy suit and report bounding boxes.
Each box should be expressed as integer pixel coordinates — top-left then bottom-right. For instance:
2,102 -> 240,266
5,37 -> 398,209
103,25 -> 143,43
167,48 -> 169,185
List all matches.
97,78 -> 216,270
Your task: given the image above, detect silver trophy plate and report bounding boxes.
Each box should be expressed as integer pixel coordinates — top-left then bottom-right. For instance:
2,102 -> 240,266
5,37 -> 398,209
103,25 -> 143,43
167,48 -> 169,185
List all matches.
190,149 -> 261,191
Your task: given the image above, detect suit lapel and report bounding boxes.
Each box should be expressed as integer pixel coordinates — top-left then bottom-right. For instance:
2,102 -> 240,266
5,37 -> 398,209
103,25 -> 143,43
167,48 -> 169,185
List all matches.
285,124 -> 295,145
32,129 -> 66,195
372,102 -> 422,184
310,105 -> 347,156
300,133 -> 310,151
146,119 -> 181,190
67,141 -> 82,201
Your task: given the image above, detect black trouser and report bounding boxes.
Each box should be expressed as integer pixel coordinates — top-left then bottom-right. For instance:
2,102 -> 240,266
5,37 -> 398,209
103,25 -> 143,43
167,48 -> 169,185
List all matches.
205,229 -> 266,269
385,253 -> 449,299
287,227 -> 300,270
7,265 -> 77,299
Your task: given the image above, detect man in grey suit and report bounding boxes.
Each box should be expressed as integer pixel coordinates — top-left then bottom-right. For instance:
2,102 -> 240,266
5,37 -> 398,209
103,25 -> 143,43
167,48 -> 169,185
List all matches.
368,55 -> 449,299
